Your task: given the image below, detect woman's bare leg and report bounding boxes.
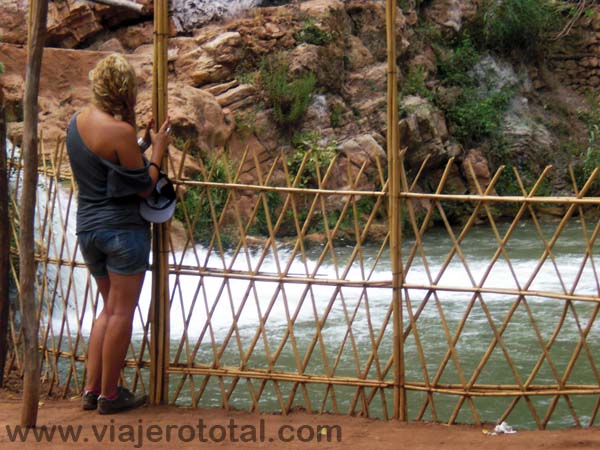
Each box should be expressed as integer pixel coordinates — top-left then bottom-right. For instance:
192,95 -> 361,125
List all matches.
100,271 -> 145,397
85,276 -> 111,392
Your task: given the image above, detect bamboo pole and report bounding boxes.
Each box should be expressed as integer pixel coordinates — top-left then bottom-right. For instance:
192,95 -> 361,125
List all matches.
385,0 -> 405,421
149,0 -> 170,405
0,87 -> 9,387
20,0 -> 48,428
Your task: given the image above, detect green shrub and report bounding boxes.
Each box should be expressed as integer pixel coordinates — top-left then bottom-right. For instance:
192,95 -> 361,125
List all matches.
295,19 -> 331,46
288,131 -> 336,188
434,34 -> 514,147
235,111 -> 257,136
446,87 -> 513,145
236,70 -> 257,85
400,66 -> 433,100
259,54 -> 316,128
471,0 -> 560,55
437,36 -> 480,87
330,103 -> 344,128
175,156 -> 230,244
249,190 -> 282,236
575,93 -> 600,193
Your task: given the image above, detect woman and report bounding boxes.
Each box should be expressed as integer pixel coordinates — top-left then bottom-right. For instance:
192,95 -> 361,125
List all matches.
66,53 -> 170,414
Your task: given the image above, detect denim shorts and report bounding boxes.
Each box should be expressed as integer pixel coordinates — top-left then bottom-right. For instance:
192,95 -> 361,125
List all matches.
78,228 -> 151,278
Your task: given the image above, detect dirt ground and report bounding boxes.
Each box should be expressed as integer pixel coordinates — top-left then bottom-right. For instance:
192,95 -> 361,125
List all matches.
1,390 -> 600,449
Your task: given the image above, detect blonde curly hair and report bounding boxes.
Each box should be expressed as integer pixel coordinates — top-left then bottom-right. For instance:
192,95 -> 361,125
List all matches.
89,53 -> 137,128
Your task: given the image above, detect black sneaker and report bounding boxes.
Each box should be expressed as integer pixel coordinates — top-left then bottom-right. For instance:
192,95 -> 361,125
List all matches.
97,387 -> 147,415
82,390 -> 100,411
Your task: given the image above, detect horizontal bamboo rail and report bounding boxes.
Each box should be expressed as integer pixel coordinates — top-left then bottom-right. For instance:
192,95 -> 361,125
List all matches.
40,348 -> 148,368
167,365 -> 394,388
405,383 -> 600,397
402,284 -> 600,304
402,191 -> 600,205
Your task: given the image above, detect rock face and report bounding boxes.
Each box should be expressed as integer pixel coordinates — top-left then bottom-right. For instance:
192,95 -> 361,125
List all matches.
501,96 -> 555,179
1,0 -> 595,230
170,0 -> 261,32
0,0 -> 151,48
423,0 -> 478,33
399,96 -> 461,171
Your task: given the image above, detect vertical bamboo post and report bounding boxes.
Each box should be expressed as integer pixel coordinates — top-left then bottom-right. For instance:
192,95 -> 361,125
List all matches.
0,87 -> 9,387
20,0 -> 48,427
149,0 -> 170,405
386,0 -> 405,420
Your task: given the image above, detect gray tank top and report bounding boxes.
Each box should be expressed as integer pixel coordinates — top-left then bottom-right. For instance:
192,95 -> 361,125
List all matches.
66,114 -> 152,233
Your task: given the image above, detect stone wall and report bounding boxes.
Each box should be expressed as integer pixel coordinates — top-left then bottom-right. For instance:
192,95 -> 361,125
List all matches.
551,7 -> 600,93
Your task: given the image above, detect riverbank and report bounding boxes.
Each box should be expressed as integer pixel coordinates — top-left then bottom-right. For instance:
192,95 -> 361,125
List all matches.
1,389 -> 600,449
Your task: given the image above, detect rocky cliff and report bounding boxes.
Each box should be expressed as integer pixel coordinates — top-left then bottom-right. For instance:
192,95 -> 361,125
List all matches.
1,0 -> 597,234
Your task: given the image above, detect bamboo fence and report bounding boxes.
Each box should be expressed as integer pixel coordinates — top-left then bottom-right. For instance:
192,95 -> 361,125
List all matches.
5,131 -> 600,429
4,0 -> 600,431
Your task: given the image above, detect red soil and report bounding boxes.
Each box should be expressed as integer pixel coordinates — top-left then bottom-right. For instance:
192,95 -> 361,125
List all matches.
2,389 -> 600,449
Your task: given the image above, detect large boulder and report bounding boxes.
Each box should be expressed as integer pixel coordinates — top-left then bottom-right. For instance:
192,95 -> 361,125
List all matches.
1,44 -> 122,144
137,83 -> 235,156
399,96 -> 462,171
327,134 -> 387,194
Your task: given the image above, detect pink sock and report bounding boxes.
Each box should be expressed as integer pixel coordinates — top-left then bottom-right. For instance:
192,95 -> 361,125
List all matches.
103,391 -> 118,401
84,386 -> 100,395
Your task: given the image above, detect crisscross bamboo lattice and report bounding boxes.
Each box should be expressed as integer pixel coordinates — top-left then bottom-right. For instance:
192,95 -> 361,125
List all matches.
6,133 -> 600,429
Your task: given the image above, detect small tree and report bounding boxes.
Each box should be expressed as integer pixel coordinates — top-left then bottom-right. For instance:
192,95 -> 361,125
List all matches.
20,0 -> 48,428
0,79 -> 9,388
